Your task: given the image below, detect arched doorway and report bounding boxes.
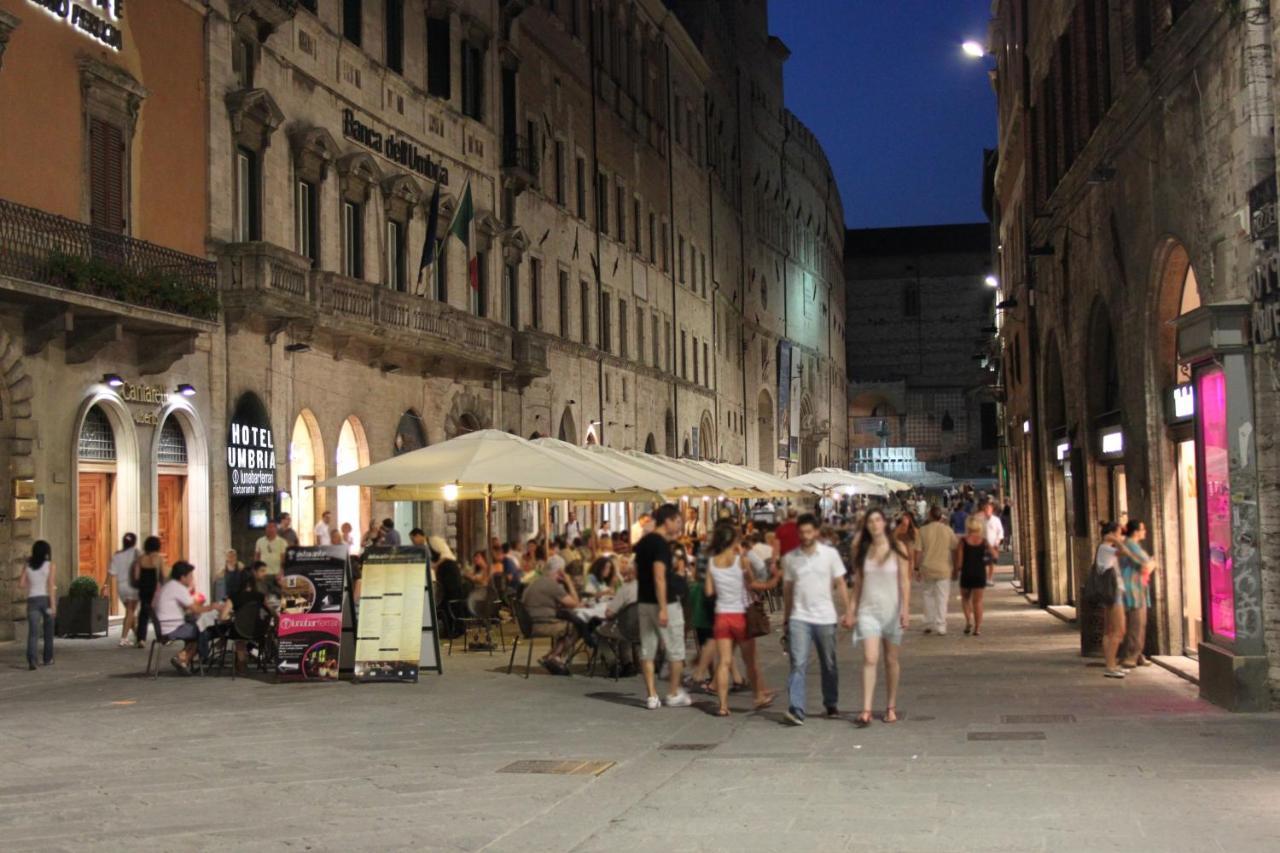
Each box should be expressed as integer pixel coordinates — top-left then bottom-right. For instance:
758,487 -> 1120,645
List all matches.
74,396 -> 139,612
336,417 -> 371,544
644,433 -> 657,454
699,412 -> 714,461
153,403 -> 212,595
800,395 -> 818,474
1042,333 -> 1072,605
557,407 -> 578,445
393,410 -> 427,535
756,389 -> 773,473
664,409 -> 676,456
1154,242 -> 1204,657
290,410 -> 325,545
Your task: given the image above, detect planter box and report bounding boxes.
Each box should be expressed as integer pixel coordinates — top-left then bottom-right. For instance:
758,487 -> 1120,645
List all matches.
55,596 -> 109,638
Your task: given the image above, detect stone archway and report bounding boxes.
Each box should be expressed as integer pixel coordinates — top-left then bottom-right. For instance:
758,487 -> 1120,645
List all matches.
290,409 -> 326,545
698,411 -> 714,461
152,400 -> 212,596
557,407 -> 578,445
336,416 -> 372,542
644,433 -> 657,454
664,409 -> 676,457
444,389 -> 491,438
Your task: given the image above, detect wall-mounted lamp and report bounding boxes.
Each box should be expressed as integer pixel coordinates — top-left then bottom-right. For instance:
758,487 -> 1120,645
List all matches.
103,373 -> 124,388
984,274 -> 999,288
176,383 -> 196,397
996,298 -> 1019,310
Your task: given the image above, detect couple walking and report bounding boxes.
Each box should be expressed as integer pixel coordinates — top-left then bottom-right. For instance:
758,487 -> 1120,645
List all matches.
783,510 -> 910,728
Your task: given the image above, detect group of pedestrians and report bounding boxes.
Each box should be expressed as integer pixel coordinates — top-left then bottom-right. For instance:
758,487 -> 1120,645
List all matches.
1093,519 -> 1157,679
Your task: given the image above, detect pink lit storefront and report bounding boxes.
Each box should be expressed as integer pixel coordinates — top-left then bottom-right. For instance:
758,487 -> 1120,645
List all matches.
1176,302 -> 1268,711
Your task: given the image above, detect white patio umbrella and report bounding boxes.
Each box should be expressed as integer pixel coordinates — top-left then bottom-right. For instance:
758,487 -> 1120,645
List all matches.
314,430 -> 665,561
789,468 -> 890,497
706,461 -> 816,498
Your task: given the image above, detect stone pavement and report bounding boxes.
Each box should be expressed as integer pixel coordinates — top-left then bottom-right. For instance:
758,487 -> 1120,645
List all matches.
3,571 -> 1279,852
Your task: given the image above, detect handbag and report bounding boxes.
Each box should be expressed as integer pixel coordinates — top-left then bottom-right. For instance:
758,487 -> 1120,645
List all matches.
1083,563 -> 1118,608
745,598 -> 771,638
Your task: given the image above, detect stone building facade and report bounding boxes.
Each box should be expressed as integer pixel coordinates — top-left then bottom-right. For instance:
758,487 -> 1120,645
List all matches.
0,0 -> 217,639
844,224 -> 998,480
205,0 -> 847,564
0,0 -> 847,637
991,0 -> 1280,708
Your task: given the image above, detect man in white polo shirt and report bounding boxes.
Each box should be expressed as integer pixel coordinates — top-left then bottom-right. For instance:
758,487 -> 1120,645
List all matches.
782,513 -> 854,726
982,500 -> 1004,586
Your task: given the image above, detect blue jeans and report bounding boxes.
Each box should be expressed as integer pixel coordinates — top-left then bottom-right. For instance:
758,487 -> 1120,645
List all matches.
169,621 -> 210,662
27,596 -> 54,666
787,619 -> 838,716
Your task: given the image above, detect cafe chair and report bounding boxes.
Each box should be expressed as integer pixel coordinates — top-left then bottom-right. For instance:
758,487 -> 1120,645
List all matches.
211,603 -> 272,679
448,587 -> 506,656
507,599 -> 569,678
588,603 -> 640,680
144,615 -> 185,679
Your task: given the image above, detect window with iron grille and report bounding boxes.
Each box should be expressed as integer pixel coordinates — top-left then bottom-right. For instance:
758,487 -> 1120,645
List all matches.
158,418 -> 188,465
79,406 -> 116,461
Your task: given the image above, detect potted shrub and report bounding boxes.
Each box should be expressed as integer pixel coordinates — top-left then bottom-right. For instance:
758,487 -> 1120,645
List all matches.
56,576 -> 110,638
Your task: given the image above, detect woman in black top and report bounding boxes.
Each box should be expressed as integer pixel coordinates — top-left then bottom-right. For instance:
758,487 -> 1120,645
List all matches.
953,515 -> 996,636
133,536 -> 164,645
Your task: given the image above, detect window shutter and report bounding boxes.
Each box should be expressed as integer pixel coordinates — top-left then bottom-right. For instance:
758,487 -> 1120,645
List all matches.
89,117 -> 125,233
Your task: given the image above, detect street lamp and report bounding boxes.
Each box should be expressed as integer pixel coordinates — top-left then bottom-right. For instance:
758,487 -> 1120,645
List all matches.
984,274 -> 999,288
962,40 -> 985,59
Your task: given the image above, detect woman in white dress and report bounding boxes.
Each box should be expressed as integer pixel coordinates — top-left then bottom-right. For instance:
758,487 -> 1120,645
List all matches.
850,509 -> 912,726
110,533 -> 140,647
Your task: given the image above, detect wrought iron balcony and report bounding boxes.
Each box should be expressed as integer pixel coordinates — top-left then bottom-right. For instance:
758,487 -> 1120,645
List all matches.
219,241 -> 515,377
501,134 -> 539,193
0,197 -> 219,321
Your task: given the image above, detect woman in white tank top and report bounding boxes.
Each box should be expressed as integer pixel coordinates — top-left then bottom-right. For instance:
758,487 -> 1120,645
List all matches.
703,523 -> 775,716
21,540 -> 56,670
850,510 -> 911,726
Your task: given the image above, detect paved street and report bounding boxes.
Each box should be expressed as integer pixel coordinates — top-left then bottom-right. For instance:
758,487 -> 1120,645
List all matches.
2,571 -> 1278,853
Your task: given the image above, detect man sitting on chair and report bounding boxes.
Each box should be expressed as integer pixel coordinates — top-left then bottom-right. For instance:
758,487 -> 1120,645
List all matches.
520,562 -> 581,676
156,561 -> 230,676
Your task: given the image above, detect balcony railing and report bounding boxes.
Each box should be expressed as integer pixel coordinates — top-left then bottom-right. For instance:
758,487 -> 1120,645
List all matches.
501,134 -> 540,181
0,197 -> 219,320
221,242 -> 513,365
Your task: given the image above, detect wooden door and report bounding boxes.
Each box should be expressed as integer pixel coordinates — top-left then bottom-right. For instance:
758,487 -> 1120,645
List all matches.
157,474 -> 187,563
78,472 -> 112,590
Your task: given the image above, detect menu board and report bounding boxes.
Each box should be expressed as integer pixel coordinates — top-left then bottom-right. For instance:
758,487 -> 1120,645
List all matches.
354,546 -> 441,681
277,546 -> 347,681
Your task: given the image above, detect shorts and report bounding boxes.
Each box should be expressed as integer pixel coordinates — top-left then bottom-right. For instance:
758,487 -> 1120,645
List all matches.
712,612 -> 748,643
854,612 -> 903,647
638,602 -> 686,663
117,584 -> 139,603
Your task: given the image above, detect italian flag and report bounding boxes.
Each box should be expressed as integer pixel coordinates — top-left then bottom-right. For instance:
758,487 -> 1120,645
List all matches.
446,178 -> 478,290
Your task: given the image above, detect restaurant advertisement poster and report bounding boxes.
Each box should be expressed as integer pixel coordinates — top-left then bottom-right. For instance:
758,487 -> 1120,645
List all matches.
354,546 -> 441,682
277,546 -> 347,681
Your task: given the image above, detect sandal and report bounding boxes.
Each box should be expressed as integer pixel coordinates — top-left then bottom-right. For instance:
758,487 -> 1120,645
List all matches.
715,707 -> 731,717
883,707 -> 899,724
752,694 -> 776,710
963,625 -> 972,635
854,711 -> 872,728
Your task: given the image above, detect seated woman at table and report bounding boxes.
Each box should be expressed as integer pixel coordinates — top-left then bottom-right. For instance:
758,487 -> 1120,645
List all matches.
583,556 -> 618,598
156,561 -> 231,675
229,561 -> 270,673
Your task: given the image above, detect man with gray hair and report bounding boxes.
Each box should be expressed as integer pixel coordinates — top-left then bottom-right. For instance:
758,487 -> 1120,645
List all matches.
520,559 -> 581,675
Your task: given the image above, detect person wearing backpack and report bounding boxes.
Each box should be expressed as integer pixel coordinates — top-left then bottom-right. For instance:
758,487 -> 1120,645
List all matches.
1092,522 -> 1127,679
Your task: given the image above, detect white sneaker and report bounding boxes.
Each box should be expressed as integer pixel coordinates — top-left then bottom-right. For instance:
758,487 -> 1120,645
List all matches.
645,695 -> 661,710
665,690 -> 693,707
1104,669 -> 1127,679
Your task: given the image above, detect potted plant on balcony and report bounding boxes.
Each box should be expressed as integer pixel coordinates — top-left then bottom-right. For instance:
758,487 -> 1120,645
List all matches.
55,576 -> 109,638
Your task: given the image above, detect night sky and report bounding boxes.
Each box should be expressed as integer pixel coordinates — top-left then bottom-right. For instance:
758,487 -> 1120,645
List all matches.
770,0 -> 997,229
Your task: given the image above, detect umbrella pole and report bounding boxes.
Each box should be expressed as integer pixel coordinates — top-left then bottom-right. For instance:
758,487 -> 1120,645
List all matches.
543,499 -> 551,545
484,484 -> 493,566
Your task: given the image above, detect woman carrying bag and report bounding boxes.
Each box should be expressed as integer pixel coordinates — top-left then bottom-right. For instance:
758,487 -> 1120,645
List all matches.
1089,522 -> 1127,679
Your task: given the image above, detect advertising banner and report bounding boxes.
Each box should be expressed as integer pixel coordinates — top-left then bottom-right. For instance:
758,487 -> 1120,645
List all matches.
354,546 -> 439,682
277,546 -> 347,681
777,340 -> 792,461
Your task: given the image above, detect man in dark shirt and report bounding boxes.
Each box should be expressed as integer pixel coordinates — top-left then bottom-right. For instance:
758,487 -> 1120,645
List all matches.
634,503 -> 691,710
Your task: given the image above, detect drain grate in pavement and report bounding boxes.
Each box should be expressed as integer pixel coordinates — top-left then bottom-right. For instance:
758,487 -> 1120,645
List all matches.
660,743 -> 718,751
1001,714 -> 1075,724
968,731 -> 1046,741
498,760 -> 615,776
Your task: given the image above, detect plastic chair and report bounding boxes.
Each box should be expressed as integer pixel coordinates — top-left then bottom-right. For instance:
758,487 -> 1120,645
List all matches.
144,614 -> 181,678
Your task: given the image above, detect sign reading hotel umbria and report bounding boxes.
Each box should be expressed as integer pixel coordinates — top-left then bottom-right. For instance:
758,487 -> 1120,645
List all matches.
28,0 -> 124,51
227,393 -> 275,498
342,109 -> 451,186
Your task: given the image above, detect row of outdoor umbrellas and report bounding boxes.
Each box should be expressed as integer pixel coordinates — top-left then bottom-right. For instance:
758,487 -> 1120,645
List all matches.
315,429 -> 843,503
